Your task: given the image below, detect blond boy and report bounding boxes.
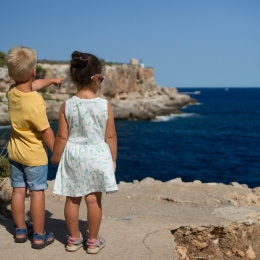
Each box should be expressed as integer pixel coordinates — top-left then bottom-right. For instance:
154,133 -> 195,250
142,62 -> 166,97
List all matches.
6,46 -> 63,249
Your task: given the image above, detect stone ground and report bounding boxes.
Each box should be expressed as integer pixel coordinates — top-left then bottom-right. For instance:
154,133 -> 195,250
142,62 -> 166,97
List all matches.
1,177 -> 260,260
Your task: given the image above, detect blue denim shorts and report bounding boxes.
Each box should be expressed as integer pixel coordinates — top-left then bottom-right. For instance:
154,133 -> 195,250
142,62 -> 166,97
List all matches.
9,159 -> 48,191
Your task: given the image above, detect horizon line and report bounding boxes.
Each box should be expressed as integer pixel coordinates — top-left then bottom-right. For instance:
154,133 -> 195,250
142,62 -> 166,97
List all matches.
174,86 -> 260,88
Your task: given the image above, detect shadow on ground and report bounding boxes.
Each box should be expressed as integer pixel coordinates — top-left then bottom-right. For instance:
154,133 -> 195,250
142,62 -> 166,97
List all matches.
0,207 -> 88,246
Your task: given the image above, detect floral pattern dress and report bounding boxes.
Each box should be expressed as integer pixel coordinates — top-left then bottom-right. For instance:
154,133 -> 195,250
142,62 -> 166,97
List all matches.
53,96 -> 118,197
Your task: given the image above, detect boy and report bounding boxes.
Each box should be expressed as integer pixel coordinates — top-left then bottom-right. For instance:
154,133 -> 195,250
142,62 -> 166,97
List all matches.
6,46 -> 64,249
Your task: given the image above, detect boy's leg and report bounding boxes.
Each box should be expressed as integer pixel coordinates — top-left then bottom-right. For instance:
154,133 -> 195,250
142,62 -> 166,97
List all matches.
29,190 -> 45,234
25,164 -> 54,246
64,196 -> 82,239
26,164 -> 47,236
11,187 -> 27,231
85,192 -> 102,243
9,160 -> 27,236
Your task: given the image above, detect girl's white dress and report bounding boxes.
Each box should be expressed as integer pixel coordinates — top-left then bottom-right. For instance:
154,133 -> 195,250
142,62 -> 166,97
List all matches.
53,96 -> 118,197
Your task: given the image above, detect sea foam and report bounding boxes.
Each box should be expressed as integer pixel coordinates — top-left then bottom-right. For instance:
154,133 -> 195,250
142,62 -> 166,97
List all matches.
153,113 -> 198,122
179,90 -> 201,95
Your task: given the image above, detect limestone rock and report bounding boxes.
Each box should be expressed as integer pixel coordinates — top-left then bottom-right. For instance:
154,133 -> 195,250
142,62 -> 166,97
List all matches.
252,187 -> 260,196
139,177 -> 156,185
232,248 -> 245,257
167,177 -> 183,184
191,239 -> 208,249
246,245 -> 256,259
175,246 -> 189,260
0,62 -> 197,124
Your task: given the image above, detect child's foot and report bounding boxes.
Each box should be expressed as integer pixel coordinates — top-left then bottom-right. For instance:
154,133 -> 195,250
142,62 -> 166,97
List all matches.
31,231 -> 55,249
14,223 -> 34,243
86,236 -> 105,254
66,233 -> 83,252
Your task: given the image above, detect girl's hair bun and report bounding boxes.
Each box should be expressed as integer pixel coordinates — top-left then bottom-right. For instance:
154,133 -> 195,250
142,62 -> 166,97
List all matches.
71,51 -> 87,68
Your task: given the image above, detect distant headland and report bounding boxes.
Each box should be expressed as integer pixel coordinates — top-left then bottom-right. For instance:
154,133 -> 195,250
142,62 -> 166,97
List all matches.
0,58 -> 196,125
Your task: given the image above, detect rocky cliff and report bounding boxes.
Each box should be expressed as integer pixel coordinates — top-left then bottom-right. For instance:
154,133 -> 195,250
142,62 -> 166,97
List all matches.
0,62 -> 196,125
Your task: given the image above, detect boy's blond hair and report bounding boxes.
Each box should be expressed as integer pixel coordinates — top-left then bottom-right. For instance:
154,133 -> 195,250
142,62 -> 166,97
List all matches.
6,46 -> 37,82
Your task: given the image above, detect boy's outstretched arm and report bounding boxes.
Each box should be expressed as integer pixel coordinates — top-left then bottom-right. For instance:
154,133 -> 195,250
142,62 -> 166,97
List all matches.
105,103 -> 117,172
51,102 -> 68,165
32,78 -> 65,91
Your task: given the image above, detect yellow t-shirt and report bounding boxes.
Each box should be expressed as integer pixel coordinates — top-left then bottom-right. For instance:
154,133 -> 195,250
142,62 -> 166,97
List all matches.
7,86 -> 50,166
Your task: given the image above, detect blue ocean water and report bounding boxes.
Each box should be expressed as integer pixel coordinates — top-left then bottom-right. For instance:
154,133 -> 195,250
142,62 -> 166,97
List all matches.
1,88 -> 260,188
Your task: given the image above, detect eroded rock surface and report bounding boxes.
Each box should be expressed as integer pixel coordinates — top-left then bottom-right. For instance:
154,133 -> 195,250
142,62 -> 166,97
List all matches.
173,224 -> 259,259
1,177 -> 260,259
0,63 -> 196,125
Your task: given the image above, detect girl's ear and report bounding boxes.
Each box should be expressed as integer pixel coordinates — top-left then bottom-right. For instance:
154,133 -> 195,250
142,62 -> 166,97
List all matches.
94,76 -> 100,86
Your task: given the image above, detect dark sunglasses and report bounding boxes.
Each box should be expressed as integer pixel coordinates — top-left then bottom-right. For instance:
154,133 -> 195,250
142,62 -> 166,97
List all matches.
91,74 -> 105,83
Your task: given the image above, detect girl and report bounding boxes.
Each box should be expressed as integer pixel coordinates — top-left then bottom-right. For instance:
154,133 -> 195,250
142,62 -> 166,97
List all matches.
51,51 -> 118,254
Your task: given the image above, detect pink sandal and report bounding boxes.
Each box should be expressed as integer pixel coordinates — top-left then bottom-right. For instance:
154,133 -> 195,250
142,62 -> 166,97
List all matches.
66,233 -> 83,252
86,236 -> 105,254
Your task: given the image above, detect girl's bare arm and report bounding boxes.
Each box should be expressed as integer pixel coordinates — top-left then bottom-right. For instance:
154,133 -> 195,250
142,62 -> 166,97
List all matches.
105,103 -> 117,171
51,102 -> 68,164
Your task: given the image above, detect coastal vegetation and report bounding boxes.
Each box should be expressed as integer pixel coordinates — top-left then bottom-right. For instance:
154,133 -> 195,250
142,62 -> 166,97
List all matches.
0,51 -> 5,67
38,59 -> 69,64
102,60 -> 124,66
0,139 -> 10,217
38,58 -> 126,67
0,50 -> 143,69
36,65 -> 46,79
0,134 -> 9,179
0,156 -> 9,178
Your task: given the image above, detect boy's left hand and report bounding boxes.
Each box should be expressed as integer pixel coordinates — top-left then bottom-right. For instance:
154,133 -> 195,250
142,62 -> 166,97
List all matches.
51,156 -> 59,165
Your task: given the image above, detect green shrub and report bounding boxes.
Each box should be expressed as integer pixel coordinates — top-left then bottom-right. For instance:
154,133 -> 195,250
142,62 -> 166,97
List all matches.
0,51 -> 5,67
0,144 -> 11,216
0,140 -> 11,216
41,93 -> 52,100
38,59 -> 69,64
0,156 -> 10,179
36,65 -> 46,79
39,88 -> 47,94
0,154 -> 10,204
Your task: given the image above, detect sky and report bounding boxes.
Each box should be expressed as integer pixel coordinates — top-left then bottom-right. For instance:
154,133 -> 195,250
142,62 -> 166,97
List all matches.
1,0 -> 259,88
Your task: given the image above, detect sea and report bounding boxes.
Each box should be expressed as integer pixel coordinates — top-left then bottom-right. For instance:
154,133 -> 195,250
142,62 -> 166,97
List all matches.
1,87 -> 260,188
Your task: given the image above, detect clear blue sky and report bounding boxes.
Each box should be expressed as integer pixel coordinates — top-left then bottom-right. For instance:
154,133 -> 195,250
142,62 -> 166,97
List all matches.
1,0 -> 259,87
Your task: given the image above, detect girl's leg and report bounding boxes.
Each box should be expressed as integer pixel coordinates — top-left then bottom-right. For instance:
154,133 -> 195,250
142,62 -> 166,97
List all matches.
65,196 -> 82,239
29,190 -> 45,234
85,192 -> 102,243
11,187 -> 27,238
